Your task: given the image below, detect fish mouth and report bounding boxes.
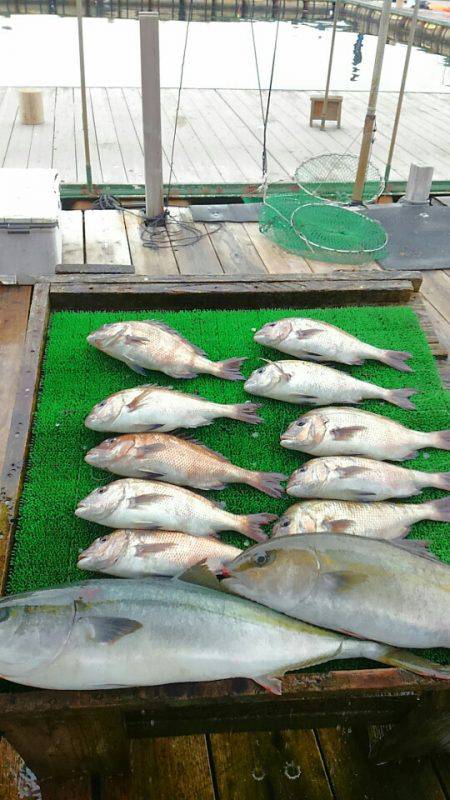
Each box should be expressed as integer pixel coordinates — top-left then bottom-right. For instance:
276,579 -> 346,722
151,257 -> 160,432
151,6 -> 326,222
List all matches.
77,554 -> 91,569
280,435 -> 294,448
253,331 -> 265,344
75,502 -> 90,518
84,449 -> 101,466
243,378 -> 256,392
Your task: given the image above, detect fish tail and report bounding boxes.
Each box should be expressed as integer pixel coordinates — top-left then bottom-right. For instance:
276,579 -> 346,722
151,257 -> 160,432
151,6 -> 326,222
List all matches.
379,349 -> 413,373
228,401 -> 263,425
386,387 -> 418,410
239,513 -> 277,542
214,357 -> 246,381
374,646 -> 450,681
245,471 -> 287,498
428,429 -> 450,451
429,471 -> 450,491
424,496 -> 450,522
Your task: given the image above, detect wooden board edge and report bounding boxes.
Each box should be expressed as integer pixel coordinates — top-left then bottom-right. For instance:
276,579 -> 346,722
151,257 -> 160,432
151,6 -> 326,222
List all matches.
411,295 -> 449,363
0,284 -> 50,595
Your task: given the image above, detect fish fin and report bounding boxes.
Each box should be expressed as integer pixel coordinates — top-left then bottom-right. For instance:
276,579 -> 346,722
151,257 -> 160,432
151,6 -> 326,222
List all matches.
245,472 -> 287,499
376,648 -> 450,681
177,559 -> 231,592
293,394 -> 319,402
425,496 -> 450,522
124,335 -> 150,346
142,320 -> 208,357
215,357 -> 246,381
126,362 -> 148,376
295,328 -> 323,340
127,493 -> 170,509
337,465 -> 369,478
145,424 -> 166,431
380,349 -> 413,373
230,401 -> 263,425
261,359 -> 293,383
321,570 -> 368,592
253,675 -> 283,695
84,616 -> 142,644
135,542 -> 176,556
354,492 -> 378,500
127,391 -> 154,412
432,471 -> 450,491
431,430 -> 450,451
388,538 -> 442,562
327,519 -> 353,533
241,513 -> 277,542
330,426 -> 366,441
137,471 -> 166,480
387,388 -> 418,410
134,443 -> 167,458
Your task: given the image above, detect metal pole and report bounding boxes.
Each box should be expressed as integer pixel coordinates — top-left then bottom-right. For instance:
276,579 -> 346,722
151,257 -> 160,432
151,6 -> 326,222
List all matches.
321,0 -> 339,130
351,0 -> 391,204
76,0 -> 93,193
384,0 -> 420,184
139,12 -> 164,220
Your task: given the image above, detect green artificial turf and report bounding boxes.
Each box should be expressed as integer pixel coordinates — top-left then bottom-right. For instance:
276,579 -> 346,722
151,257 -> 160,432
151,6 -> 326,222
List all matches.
6,304 -> 450,671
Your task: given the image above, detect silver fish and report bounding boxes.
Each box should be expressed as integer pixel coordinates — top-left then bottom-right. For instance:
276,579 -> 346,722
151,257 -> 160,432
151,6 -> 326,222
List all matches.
244,361 -> 417,410
75,479 -> 276,542
272,497 -> 450,539
85,385 -> 262,433
220,533 -> 450,648
255,317 -> 412,372
280,407 -> 450,461
78,529 -> 241,577
287,456 -> 450,501
85,433 -> 286,497
88,320 -> 246,380
0,578 -> 448,690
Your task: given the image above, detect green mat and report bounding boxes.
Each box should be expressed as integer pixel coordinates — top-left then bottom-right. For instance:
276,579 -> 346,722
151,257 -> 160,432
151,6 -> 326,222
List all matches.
6,304 -> 450,673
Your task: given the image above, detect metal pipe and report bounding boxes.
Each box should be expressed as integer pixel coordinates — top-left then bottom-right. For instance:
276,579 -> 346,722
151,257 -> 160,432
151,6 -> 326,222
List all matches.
321,0 -> 340,130
139,12 -> 164,220
384,0 -> 420,185
76,0 -> 93,193
352,0 -> 391,204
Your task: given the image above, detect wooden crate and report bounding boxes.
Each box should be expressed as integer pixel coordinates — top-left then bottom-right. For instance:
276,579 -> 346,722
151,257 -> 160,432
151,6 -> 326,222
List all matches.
0,270 -> 449,783
310,95 -> 343,127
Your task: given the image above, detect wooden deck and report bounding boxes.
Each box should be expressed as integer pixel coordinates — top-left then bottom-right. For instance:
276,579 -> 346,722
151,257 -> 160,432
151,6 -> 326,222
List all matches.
1,87 -> 450,184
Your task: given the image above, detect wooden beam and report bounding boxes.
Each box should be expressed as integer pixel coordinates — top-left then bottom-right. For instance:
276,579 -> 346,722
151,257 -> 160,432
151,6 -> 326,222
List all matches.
139,13 -> 164,219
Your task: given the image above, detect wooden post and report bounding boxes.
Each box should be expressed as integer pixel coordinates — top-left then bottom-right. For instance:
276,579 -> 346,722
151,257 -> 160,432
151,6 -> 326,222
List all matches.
321,0 -> 340,130
18,89 -> 44,125
384,0 -> 420,184
139,12 -> 164,220
404,164 -> 434,203
76,0 -> 93,193
352,0 -> 391,204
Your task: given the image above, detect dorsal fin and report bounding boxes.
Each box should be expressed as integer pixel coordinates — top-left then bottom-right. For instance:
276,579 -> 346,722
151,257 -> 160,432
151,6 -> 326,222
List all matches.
389,538 -> 442,563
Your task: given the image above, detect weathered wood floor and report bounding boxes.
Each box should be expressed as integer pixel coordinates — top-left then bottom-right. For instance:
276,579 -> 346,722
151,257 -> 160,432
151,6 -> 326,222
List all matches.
1,211 -> 449,798
1,87 -> 450,184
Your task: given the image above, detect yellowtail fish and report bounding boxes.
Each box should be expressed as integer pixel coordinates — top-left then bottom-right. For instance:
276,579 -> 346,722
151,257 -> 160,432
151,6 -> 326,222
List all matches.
75,479 -> 276,542
219,533 -> 450,648
287,455 -> 450,501
85,433 -> 286,497
88,320 -> 246,380
254,317 -> 412,372
1,578 -> 448,690
244,361 -> 417,410
272,497 -> 450,539
280,407 -> 450,461
85,385 -> 262,433
78,529 -> 241,577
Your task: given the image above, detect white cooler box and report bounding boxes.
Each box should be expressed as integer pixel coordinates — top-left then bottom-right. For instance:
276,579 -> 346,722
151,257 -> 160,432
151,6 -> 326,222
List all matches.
0,169 -> 62,278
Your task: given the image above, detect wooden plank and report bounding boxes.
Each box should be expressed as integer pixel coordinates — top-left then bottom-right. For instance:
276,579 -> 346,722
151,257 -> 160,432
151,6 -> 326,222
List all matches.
40,776 -> 93,800
27,88 -> 57,170
168,206 -> 223,275
0,738 -> 23,800
317,725 -> 447,800
60,210 -> 84,264
0,287 -> 32,475
209,729 -> 334,800
244,222 -> 312,274
2,91 -> 34,169
123,210 -> 179,276
90,88 -> 127,184
0,89 -> 18,168
52,87 -> 77,183
433,752 -> 450,796
57,264 -> 134,275
124,87 -> 177,181
84,210 -> 131,265
107,88 -> 144,185
159,89 -> 204,184
74,87 -> 102,185
0,283 -> 49,594
206,222 -> 268,275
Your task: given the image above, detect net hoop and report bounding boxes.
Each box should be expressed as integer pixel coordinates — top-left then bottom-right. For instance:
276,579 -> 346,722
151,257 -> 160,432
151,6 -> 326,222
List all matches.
290,203 -> 388,257
294,153 -> 385,205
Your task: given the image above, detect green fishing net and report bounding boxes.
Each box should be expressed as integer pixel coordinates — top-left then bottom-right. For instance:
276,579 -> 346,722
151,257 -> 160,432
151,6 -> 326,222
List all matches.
294,153 -> 384,204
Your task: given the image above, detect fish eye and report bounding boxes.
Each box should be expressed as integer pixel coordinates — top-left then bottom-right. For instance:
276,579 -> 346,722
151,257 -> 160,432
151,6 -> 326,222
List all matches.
267,323 -> 276,328
295,420 -> 306,427
252,551 -> 273,567
99,536 -> 108,543
256,367 -> 265,375
280,519 -> 290,528
0,608 -> 10,623
98,401 -> 106,408
97,487 -> 107,495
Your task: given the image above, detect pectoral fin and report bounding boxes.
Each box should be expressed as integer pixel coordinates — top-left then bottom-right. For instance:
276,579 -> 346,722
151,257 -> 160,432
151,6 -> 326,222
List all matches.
134,443 -> 167,458
84,616 -> 143,644
128,493 -> 168,509
125,335 -> 149,346
337,466 -> 368,478
331,426 -> 366,441
326,519 -> 353,533
125,361 -> 148,376
253,674 -> 283,695
293,394 -> 319,402
135,543 -> 176,557
296,329 -> 322,340
177,560 -> 231,592
321,570 -> 368,592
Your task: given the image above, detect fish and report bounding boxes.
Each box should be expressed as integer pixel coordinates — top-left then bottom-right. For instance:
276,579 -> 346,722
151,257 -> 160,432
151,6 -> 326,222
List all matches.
88,320 -> 246,380
286,455 -> 450,501
77,529 -> 242,577
0,578 -> 448,691
254,317 -> 413,372
85,433 -> 286,497
271,497 -> 450,539
244,361 -> 417,410
85,385 -> 263,433
75,479 -> 276,542
280,406 -> 450,461
219,533 -> 450,648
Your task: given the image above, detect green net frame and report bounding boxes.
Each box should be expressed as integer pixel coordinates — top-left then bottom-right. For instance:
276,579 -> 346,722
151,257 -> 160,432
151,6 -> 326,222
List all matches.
294,154 -> 385,205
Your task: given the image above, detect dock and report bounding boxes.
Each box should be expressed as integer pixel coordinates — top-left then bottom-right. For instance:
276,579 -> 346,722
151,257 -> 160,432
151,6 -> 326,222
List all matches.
1,87 -> 450,185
